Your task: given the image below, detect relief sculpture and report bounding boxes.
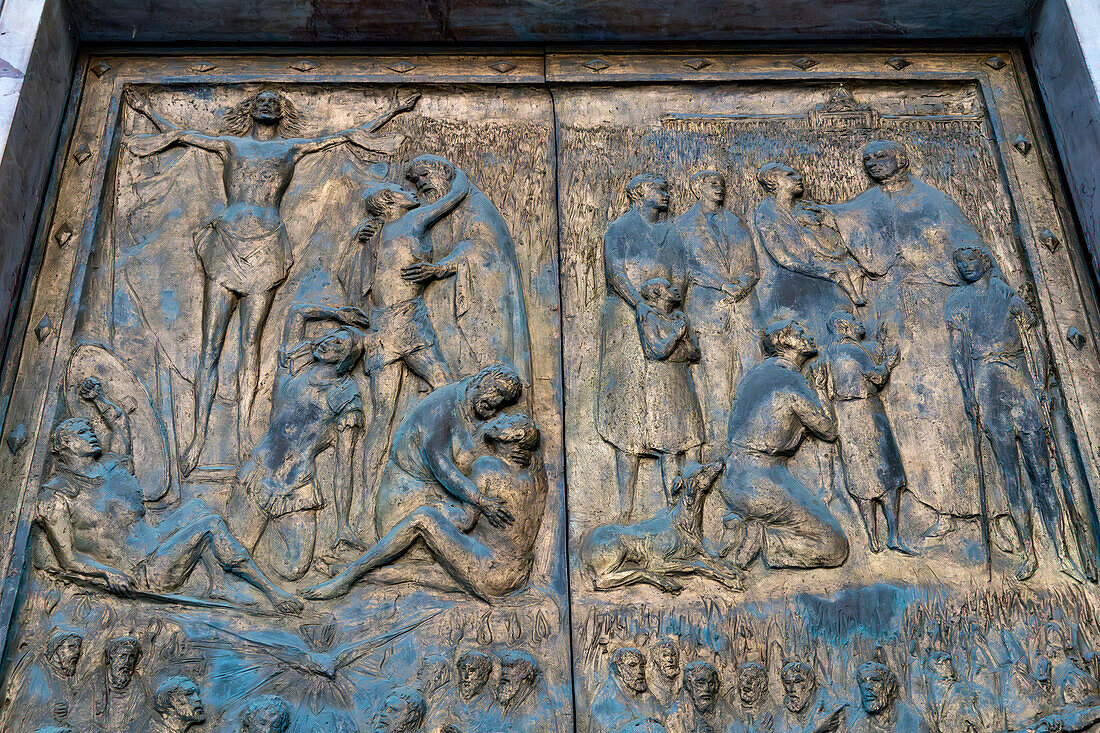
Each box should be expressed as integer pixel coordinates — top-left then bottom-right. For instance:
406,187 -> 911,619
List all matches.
1,52 -> 1099,733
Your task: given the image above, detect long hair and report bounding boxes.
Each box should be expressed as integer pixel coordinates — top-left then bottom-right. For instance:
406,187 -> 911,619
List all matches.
222,91 -> 302,137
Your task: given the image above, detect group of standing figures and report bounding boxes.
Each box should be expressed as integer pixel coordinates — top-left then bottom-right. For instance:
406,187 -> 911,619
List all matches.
595,139 -> 1098,587
30,89 -> 549,613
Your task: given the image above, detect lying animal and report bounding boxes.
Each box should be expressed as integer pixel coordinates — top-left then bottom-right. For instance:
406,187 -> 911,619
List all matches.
581,460 -> 743,594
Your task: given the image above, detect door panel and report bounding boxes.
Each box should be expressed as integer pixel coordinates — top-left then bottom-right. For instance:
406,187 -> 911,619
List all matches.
0,49 -> 1096,733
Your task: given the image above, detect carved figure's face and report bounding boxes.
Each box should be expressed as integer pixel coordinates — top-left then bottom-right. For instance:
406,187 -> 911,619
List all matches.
697,174 -> 726,205
51,636 -> 82,676
862,147 -> 905,182
106,646 -> 139,689
857,668 -> 893,714
781,668 -> 816,714
953,248 -> 990,283
653,644 -> 680,679
60,420 -> 102,459
685,668 -> 719,713
406,162 -> 453,203
458,656 -> 491,700
640,181 -> 670,211
172,682 -> 207,725
783,322 -> 817,357
737,667 -> 767,707
242,705 -> 289,733
497,665 -> 534,708
374,696 -> 421,733
250,92 -> 284,123
313,330 -> 355,366
927,654 -> 955,682
471,380 -> 518,419
613,652 -> 648,693
775,168 -> 804,198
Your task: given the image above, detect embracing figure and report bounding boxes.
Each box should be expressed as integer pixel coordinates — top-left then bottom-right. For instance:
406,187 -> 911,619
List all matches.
303,409 -> 547,602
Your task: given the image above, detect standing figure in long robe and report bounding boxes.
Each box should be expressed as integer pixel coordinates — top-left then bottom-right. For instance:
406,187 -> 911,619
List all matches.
667,170 -> 760,459
821,140 -> 991,534
399,155 -> 532,384
595,173 -> 691,521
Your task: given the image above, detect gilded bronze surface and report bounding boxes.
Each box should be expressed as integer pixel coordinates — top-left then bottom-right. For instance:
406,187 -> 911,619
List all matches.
0,49 -> 1095,733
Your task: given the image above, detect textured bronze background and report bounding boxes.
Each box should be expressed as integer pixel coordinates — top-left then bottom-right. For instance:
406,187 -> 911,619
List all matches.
0,49 -> 1096,733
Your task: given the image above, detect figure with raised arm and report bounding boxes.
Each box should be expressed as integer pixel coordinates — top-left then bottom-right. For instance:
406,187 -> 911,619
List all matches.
123,88 -> 419,474
229,303 -> 368,581
349,167 -> 471,512
33,376 -> 303,614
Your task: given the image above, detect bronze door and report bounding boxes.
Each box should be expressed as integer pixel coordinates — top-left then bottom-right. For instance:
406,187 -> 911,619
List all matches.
0,50 -> 1095,733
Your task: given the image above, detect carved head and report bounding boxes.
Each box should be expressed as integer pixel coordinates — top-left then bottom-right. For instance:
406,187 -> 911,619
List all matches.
483,413 -> 540,466
406,155 -> 457,203
104,636 -> 142,691
756,162 -> 803,198
683,661 -> 720,713
856,661 -> 898,715
861,140 -> 909,183
49,417 -> 102,461
826,310 -> 865,340
469,363 -> 523,420
373,686 -> 426,733
46,629 -> 83,677
457,650 -> 493,700
761,319 -> 817,360
670,461 -> 723,520
923,651 -> 956,683
153,676 -> 206,727
363,182 -> 420,220
952,245 -> 993,283
240,695 -> 292,733
311,325 -> 364,375
689,170 -> 726,205
781,661 -> 818,714
497,650 -> 540,708
1062,666 -> 1100,706
736,662 -> 768,708
625,173 -> 670,212
650,637 -> 681,680
640,277 -> 682,313
611,647 -> 649,693
223,91 -> 301,137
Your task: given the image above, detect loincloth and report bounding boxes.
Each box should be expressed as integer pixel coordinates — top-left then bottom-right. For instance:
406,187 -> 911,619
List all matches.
193,217 -> 291,295
365,298 -> 443,372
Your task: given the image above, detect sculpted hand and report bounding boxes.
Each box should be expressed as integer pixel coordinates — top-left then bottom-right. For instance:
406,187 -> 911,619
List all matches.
337,305 -> 370,329
477,494 -> 514,528
401,261 -> 441,283
122,89 -> 151,115
357,218 -> 382,242
810,362 -> 829,392
394,90 -> 422,112
78,377 -> 104,400
104,568 -> 137,596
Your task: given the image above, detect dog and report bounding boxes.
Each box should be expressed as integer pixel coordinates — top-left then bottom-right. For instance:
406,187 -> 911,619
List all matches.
581,460 -> 742,594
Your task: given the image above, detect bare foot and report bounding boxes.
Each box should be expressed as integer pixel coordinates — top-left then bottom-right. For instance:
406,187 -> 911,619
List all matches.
887,539 -> 919,556
266,588 -> 304,615
923,515 -> 957,539
331,529 -> 367,552
206,583 -> 260,608
300,576 -> 353,601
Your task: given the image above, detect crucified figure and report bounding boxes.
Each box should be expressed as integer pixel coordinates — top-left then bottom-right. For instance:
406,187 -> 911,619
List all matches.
123,88 -> 420,475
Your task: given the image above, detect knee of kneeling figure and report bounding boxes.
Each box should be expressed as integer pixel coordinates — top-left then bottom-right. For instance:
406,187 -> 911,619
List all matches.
826,533 -> 850,566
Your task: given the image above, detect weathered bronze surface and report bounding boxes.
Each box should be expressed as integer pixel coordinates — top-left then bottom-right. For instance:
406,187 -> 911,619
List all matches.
0,49 -> 1096,733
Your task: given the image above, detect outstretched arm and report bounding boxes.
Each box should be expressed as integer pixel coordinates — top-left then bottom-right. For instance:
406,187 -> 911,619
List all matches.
292,91 -> 421,159
124,91 -> 229,157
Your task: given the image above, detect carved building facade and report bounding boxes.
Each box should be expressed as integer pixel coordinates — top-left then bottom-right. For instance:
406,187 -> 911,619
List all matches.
0,4 -> 1097,732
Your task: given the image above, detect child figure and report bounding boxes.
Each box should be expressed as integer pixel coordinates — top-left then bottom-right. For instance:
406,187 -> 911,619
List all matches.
638,277 -> 705,504
822,310 -> 914,555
